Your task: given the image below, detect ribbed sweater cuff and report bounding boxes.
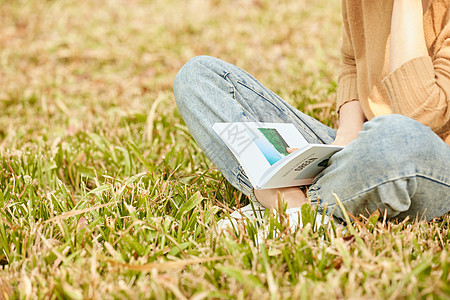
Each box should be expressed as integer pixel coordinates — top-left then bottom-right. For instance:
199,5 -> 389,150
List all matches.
381,56 -> 435,114
336,73 -> 358,112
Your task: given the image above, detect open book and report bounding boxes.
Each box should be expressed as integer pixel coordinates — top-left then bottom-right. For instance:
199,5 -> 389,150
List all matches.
213,122 -> 343,189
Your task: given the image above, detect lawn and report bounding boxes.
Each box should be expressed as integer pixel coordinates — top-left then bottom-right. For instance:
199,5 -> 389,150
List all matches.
0,0 -> 448,298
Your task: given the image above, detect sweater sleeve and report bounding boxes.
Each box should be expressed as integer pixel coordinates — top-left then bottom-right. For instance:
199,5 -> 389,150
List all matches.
381,24 -> 450,135
336,0 -> 359,113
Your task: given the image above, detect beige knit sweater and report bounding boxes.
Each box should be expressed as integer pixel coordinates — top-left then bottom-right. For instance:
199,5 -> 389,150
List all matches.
337,0 -> 450,146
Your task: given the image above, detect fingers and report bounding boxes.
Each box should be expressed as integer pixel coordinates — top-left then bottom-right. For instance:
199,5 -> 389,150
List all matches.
286,147 -> 299,154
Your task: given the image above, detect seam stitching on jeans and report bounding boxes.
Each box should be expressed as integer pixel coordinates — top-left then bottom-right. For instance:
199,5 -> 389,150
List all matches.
223,72 -> 250,120
236,80 -> 320,143
236,166 -> 257,202
415,174 -> 450,187
352,173 -> 450,199
237,166 -> 252,190
316,173 -> 450,212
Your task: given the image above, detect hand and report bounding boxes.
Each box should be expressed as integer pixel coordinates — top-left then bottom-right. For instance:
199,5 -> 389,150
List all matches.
286,147 -> 298,154
334,100 -> 366,146
331,131 -> 359,146
286,101 -> 365,150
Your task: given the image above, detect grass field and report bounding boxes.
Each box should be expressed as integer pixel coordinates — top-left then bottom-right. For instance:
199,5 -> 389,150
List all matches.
0,0 -> 449,298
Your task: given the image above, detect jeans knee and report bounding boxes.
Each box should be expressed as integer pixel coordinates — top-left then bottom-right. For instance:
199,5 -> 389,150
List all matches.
365,114 -> 427,137
174,56 -> 215,88
173,56 -> 216,107
360,114 -> 442,162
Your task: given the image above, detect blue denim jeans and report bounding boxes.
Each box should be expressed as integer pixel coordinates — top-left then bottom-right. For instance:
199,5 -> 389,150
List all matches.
173,56 -> 450,221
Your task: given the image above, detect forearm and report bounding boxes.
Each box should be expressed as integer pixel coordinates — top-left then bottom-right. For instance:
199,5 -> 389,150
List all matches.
390,0 -> 429,72
384,0 -> 450,133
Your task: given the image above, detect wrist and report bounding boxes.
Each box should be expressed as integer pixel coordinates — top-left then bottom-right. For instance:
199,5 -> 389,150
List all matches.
334,100 -> 366,146
338,100 -> 366,129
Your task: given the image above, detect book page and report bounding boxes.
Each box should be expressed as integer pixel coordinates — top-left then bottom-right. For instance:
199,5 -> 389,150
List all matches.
213,122 -> 309,187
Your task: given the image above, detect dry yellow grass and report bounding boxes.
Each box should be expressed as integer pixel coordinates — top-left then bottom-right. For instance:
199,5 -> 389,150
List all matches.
0,0 -> 341,146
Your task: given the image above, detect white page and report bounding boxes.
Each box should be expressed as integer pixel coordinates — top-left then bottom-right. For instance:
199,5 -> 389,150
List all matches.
213,122 -> 309,187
